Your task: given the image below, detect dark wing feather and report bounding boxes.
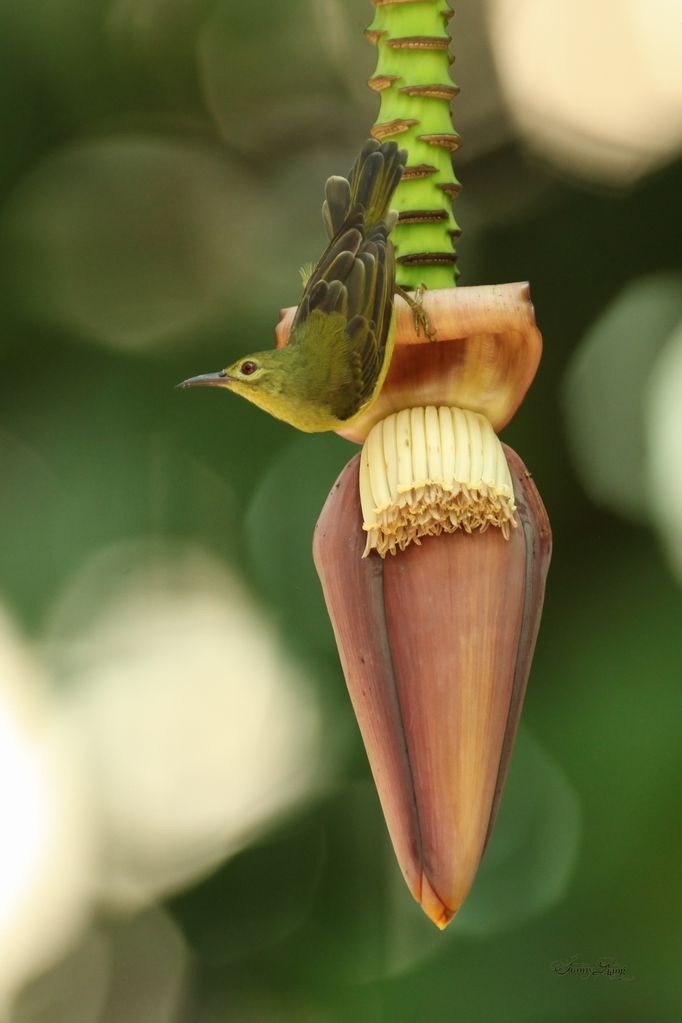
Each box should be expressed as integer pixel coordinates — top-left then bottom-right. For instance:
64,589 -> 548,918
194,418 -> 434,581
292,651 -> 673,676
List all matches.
322,175 -> 352,240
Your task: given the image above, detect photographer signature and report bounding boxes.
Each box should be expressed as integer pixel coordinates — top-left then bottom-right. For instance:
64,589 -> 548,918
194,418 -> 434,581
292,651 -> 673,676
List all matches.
551,954 -> 632,981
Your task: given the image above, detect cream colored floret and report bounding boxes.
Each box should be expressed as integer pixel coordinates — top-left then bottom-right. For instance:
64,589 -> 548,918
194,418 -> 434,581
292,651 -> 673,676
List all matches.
360,406 -> 517,557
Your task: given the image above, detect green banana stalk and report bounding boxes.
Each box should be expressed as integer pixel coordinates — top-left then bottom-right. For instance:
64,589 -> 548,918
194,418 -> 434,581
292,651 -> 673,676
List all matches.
366,0 -> 461,289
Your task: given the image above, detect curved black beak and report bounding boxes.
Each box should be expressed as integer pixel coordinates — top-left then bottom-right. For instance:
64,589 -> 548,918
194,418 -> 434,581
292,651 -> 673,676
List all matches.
176,371 -> 227,390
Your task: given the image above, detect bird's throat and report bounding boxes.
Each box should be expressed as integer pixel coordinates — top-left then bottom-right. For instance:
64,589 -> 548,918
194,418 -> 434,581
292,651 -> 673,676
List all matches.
229,374 -> 338,433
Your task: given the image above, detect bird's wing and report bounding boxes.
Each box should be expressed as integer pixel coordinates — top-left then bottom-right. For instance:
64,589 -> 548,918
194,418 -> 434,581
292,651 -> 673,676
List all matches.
289,213 -> 395,421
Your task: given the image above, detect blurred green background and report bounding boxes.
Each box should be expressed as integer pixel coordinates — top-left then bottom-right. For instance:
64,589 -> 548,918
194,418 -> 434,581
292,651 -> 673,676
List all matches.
1,1 -> 681,1020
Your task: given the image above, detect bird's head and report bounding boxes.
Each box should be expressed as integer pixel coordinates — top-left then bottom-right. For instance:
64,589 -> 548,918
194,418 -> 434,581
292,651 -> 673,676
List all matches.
178,348 -> 316,429
180,350 -> 272,389
178,350 -> 287,397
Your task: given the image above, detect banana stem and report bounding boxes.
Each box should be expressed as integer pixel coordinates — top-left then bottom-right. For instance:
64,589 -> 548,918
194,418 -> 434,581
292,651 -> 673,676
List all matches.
366,0 -> 461,289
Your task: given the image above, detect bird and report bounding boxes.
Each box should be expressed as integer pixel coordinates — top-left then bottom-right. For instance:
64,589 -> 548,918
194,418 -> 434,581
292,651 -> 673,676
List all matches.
178,138 -> 411,433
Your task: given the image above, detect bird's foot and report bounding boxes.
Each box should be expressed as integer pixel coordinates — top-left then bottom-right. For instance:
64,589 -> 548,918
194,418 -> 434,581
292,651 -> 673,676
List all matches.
397,284 -> 436,341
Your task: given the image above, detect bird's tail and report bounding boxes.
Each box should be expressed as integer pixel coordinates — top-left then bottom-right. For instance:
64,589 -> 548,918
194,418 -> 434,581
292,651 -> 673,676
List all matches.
322,138 -> 406,240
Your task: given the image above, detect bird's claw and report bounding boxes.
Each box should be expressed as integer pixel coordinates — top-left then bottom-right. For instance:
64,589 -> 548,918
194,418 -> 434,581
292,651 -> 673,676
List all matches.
397,284 -> 436,341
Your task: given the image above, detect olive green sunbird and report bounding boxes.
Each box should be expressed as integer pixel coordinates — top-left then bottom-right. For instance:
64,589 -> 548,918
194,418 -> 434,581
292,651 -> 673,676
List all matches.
178,139 -> 409,433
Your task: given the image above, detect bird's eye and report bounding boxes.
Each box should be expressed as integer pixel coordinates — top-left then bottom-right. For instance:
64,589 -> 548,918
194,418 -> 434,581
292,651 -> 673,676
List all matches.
240,360 -> 258,376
